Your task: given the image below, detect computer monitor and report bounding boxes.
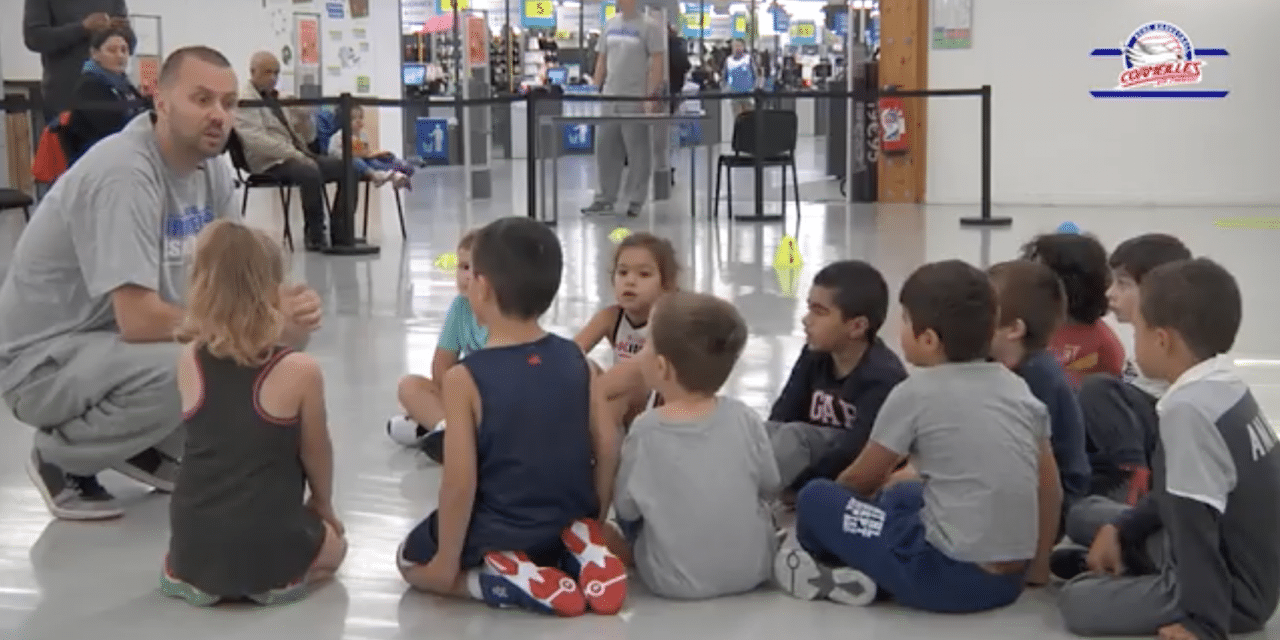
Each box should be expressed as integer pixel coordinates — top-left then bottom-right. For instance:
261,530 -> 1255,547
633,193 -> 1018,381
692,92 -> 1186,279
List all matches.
403,63 -> 426,86
546,67 -> 569,86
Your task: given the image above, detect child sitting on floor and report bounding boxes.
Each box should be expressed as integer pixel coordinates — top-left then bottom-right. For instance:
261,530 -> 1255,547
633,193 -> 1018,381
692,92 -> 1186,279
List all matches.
767,260 -> 907,497
989,260 -> 1092,532
575,232 -> 680,427
396,217 -> 626,617
607,291 -> 781,599
161,220 -> 347,606
777,260 -> 1061,612
387,229 -> 486,462
1057,258 -> 1280,640
1022,233 -> 1124,389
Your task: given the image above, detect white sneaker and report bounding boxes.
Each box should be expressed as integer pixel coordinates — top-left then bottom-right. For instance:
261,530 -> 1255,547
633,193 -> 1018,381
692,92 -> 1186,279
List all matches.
774,536 -> 877,606
370,170 -> 393,186
386,415 -> 426,446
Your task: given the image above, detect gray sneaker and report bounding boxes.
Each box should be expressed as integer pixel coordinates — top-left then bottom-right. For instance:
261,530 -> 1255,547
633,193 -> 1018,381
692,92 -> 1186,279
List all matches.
26,449 -> 125,520
774,538 -> 876,606
113,446 -> 180,493
580,201 -> 616,216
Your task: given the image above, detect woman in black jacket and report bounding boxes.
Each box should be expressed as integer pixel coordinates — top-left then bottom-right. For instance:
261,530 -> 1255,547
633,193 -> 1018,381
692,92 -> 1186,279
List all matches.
63,25 -> 149,162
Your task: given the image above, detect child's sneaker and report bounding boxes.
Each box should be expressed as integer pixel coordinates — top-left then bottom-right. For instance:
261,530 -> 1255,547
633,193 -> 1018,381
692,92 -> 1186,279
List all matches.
247,578 -> 310,606
386,416 -> 427,446
482,551 -> 586,617
26,448 -> 124,520
160,557 -> 221,607
774,540 -> 876,606
560,518 -> 627,614
580,201 -> 615,216
418,428 -> 445,464
1049,547 -> 1089,581
113,446 -> 180,493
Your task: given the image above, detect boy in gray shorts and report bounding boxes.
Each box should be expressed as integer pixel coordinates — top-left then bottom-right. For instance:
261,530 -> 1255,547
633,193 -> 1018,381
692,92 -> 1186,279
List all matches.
1057,258 -> 1280,640
777,260 -> 1062,612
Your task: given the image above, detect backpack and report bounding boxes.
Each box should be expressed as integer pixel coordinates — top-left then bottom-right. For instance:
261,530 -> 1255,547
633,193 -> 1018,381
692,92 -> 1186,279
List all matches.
31,112 -> 72,185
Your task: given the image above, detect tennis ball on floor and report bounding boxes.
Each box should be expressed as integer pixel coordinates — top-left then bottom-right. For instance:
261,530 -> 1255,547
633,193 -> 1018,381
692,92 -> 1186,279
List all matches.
1056,221 -> 1081,234
434,252 -> 458,271
609,227 -> 633,244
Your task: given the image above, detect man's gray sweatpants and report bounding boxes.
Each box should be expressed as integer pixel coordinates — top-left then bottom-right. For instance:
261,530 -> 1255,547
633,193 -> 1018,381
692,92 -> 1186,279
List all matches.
1058,496 -> 1183,636
2,332 -> 182,476
765,421 -> 843,488
593,101 -> 652,209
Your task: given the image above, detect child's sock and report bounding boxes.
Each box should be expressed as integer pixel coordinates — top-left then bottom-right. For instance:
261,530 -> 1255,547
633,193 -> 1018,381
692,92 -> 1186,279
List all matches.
482,551 -> 585,617
560,518 -> 628,614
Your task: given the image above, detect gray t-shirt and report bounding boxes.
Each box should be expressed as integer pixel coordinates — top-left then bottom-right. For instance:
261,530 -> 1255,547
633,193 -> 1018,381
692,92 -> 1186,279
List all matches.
870,361 -> 1050,563
615,396 -> 781,599
0,113 -> 236,389
599,13 -> 665,97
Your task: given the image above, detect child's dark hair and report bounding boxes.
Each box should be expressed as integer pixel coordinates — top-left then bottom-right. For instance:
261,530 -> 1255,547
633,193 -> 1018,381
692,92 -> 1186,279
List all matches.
899,260 -> 996,362
1139,258 -> 1240,361
988,260 -> 1067,352
651,292 -> 747,394
471,217 -> 562,320
90,25 -> 136,52
458,229 -> 479,251
1020,233 -> 1110,324
811,260 -> 888,340
614,232 -> 680,290
1108,234 -> 1191,283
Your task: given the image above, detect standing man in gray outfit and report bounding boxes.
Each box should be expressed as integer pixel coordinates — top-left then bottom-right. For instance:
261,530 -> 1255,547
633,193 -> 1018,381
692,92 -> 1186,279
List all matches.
581,0 -> 665,218
0,47 -> 323,522
23,0 -> 131,122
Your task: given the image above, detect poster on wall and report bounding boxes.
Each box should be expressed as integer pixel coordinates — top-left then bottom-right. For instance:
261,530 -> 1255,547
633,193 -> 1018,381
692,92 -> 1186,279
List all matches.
931,0 -> 972,49
294,13 -> 322,97
348,0 -> 368,18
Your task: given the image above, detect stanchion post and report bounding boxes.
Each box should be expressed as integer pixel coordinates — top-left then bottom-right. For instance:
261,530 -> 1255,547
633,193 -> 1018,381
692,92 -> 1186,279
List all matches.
753,89 -> 764,218
339,92 -> 357,240
959,84 -> 1011,228
526,91 -> 538,220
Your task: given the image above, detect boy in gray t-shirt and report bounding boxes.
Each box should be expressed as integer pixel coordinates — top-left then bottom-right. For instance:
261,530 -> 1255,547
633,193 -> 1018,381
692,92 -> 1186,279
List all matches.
609,292 -> 781,599
777,260 -> 1062,613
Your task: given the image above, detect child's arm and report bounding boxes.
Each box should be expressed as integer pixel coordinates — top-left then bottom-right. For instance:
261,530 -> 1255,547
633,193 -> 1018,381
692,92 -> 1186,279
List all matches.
836,384 -> 915,497
574,306 -> 620,354
598,357 -> 645,401
589,371 -> 623,520
613,428 -> 641,524
431,365 -> 482,576
430,348 -> 459,386
1028,437 -> 1062,585
432,296 -> 466,381
296,353 -> 340,530
748,412 -> 783,499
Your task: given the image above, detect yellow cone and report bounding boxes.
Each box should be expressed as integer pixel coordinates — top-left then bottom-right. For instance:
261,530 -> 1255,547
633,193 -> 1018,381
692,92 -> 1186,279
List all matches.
773,235 -> 803,269
434,252 -> 458,272
775,265 -> 804,298
609,227 -> 633,244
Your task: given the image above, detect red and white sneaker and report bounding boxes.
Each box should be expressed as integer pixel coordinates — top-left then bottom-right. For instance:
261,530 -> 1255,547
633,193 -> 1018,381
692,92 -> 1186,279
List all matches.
483,551 -> 586,617
561,518 -> 628,614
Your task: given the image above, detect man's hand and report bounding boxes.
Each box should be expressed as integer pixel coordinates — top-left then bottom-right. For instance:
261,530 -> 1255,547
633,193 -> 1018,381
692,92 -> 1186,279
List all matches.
82,13 -> 111,31
1158,623 -> 1197,640
281,283 -> 323,333
1086,523 -> 1124,575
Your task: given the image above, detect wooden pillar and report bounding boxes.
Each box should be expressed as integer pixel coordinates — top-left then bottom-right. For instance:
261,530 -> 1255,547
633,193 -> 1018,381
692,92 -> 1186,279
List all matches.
877,0 -> 928,203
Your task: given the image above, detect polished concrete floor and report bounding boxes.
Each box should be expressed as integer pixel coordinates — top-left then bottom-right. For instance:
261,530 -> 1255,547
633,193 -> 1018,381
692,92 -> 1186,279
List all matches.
2,146 -> 1279,639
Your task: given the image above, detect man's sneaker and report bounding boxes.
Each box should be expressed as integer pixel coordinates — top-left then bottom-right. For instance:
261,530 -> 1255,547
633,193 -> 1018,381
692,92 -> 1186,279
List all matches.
113,446 -> 180,493
483,550 -> 586,617
26,449 -> 124,520
625,205 -> 641,218
418,428 -> 445,464
581,201 -> 615,216
1049,547 -> 1089,581
561,518 -> 628,614
774,541 -> 876,606
386,415 -> 428,446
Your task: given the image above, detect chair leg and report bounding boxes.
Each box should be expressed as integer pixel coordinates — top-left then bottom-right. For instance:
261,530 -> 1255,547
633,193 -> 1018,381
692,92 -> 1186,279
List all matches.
278,187 -> 294,251
791,160 -> 801,220
22,206 -> 30,222
395,188 -> 406,240
361,181 -> 371,241
726,163 -> 734,220
780,164 -> 787,220
240,185 -> 250,217
713,159 -> 722,219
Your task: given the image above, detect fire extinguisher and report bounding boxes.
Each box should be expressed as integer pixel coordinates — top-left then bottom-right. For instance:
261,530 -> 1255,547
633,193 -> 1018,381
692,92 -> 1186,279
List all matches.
879,86 -> 909,154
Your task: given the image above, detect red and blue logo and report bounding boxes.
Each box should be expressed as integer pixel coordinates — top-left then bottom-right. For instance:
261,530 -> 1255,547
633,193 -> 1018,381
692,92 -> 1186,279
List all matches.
1090,22 -> 1229,99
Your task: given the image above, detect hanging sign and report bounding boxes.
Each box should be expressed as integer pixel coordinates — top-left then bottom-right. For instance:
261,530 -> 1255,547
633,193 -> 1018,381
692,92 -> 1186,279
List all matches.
600,1 -> 616,25
770,5 -> 790,33
439,0 -> 469,13
790,21 -> 817,45
731,13 -> 748,39
833,12 -> 848,37
680,3 -> 711,39
522,0 -> 556,28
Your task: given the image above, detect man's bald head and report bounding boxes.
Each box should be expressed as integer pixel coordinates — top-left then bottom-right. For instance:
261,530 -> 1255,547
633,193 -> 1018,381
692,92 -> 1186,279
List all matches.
249,51 -> 281,93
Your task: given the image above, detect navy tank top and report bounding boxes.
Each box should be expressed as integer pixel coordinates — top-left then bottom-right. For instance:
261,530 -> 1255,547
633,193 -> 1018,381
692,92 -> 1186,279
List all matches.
464,333 -> 599,552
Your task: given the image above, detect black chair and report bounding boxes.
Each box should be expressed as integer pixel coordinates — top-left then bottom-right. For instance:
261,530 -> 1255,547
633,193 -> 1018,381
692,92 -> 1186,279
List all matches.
713,110 -> 801,221
0,188 -> 33,223
323,175 -> 407,242
226,130 -> 303,251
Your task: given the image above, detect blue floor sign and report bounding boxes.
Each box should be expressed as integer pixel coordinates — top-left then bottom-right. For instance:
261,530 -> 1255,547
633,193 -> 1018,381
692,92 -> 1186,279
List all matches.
563,123 -> 593,151
416,118 -> 449,161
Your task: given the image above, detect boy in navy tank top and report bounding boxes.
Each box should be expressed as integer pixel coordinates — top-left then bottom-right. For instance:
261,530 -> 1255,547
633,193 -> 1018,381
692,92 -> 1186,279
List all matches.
397,217 -> 627,617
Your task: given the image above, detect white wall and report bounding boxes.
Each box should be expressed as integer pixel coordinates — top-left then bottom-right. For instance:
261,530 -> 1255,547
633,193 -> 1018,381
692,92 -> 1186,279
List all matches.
926,0 -> 1278,206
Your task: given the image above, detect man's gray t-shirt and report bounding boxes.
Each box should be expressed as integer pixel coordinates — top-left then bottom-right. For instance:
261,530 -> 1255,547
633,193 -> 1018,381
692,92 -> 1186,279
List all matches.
870,361 -> 1050,563
615,396 -> 781,599
599,13 -> 664,97
0,113 -> 236,390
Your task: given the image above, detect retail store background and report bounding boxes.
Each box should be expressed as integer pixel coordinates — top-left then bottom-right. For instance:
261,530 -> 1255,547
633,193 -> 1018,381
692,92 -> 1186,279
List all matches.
1,0 -> 1279,639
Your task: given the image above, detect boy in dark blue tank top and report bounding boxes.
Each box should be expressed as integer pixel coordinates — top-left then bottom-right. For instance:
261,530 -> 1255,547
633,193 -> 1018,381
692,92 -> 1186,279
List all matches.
397,217 -> 627,617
